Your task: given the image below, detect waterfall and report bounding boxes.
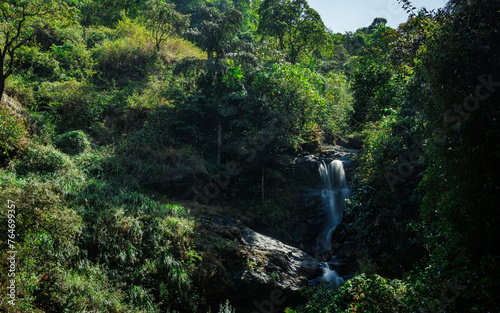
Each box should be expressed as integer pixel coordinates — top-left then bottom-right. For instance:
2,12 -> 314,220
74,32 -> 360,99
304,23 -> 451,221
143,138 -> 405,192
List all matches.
321,262 -> 344,288
318,160 -> 349,250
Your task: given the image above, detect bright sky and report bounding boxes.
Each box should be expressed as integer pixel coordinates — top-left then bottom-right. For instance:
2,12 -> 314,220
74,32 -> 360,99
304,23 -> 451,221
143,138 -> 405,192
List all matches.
307,0 -> 448,33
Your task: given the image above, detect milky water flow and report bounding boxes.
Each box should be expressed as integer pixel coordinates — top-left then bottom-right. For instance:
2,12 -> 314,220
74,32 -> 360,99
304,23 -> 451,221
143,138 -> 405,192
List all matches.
317,160 -> 350,287
318,160 -> 350,251
321,262 -> 345,288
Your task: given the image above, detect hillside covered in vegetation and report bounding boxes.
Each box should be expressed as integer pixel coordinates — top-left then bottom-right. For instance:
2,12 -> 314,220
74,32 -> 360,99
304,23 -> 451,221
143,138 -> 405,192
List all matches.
1,0 -> 499,312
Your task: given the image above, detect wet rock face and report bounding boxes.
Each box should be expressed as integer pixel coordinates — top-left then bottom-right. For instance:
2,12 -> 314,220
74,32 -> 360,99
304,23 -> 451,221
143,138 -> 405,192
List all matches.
274,146 -> 358,253
290,146 -> 358,187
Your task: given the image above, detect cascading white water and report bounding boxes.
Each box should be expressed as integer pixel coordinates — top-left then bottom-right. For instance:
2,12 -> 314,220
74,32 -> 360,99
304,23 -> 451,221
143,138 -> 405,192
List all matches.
321,262 -> 344,288
318,160 -> 349,250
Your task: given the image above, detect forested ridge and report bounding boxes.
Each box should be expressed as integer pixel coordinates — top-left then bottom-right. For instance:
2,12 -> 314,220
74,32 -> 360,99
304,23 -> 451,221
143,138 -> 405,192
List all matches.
0,0 -> 499,312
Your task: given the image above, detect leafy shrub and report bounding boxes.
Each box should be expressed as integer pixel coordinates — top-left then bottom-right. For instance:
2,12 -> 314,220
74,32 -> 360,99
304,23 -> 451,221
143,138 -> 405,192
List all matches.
15,26 -> 93,82
54,130 -> 91,155
14,45 -> 61,80
91,19 -> 158,88
73,145 -> 114,176
0,104 -> 29,162
38,80 -> 103,131
347,107 -> 427,278
4,75 -> 37,107
28,111 -> 57,146
127,285 -> 160,312
0,176 -> 83,312
84,25 -> 117,48
253,64 -> 352,150
333,274 -> 411,312
293,274 -> 413,313
33,266 -> 129,312
15,144 -> 73,175
73,179 -> 199,311
218,300 -> 236,313
160,37 -> 206,62
78,0 -> 129,27
0,175 -> 82,255
50,41 -> 94,79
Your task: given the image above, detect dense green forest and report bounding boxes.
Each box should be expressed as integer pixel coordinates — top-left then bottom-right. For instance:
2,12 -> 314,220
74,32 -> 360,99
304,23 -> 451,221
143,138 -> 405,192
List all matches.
1,0 -> 499,312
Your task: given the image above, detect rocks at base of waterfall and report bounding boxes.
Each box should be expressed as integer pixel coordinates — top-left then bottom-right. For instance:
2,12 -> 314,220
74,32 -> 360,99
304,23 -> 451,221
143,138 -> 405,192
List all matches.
230,225 -> 321,309
192,205 -> 322,311
233,226 -> 322,305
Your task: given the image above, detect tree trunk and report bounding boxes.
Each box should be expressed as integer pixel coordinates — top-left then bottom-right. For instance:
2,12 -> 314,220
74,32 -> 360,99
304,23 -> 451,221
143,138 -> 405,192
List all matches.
0,78 -> 5,103
217,116 -> 222,164
261,166 -> 265,203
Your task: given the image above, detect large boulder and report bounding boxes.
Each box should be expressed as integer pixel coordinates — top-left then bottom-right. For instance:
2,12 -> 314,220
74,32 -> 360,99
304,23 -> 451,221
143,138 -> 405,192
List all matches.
232,226 -> 322,311
192,206 -> 321,312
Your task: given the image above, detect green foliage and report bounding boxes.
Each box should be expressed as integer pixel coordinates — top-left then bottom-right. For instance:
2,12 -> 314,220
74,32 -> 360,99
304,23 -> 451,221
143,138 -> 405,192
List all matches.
12,24 -> 93,83
0,104 -> 28,161
141,0 -> 190,50
254,63 -> 351,150
349,26 -> 403,128
0,0 -> 78,98
0,176 -> 81,256
91,19 -> 159,88
37,80 -> 103,131
313,31 -> 354,76
75,180 -> 200,311
338,14 -> 433,279
33,266 -> 129,312
126,71 -> 191,109
340,1 -> 500,312
258,0 -> 327,64
186,6 -> 243,61
84,25 -> 117,48
3,1 -> 499,312
15,144 -> 73,175
77,0 -> 145,27
293,275 -> 412,313
0,175 -> 84,312
334,274 -> 411,313
218,299 -> 236,313
54,130 -> 91,155
127,285 -> 160,312
417,0 -> 500,310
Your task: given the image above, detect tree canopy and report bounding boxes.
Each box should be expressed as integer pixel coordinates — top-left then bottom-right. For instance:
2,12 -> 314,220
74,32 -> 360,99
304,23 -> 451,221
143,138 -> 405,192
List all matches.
258,0 -> 327,63
1,0 -> 500,312
141,0 -> 190,50
0,0 -> 76,100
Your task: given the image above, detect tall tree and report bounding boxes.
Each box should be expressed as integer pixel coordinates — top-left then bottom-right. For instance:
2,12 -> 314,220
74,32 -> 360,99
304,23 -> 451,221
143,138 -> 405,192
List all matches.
183,6 -> 244,163
349,23 -> 400,128
419,0 -> 500,310
141,0 -> 190,50
257,0 -> 326,64
0,0 -> 75,101
186,6 -> 243,61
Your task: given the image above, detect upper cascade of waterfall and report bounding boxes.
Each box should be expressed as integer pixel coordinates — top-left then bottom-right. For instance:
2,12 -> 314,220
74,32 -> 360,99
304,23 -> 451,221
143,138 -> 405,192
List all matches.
319,160 -> 347,190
